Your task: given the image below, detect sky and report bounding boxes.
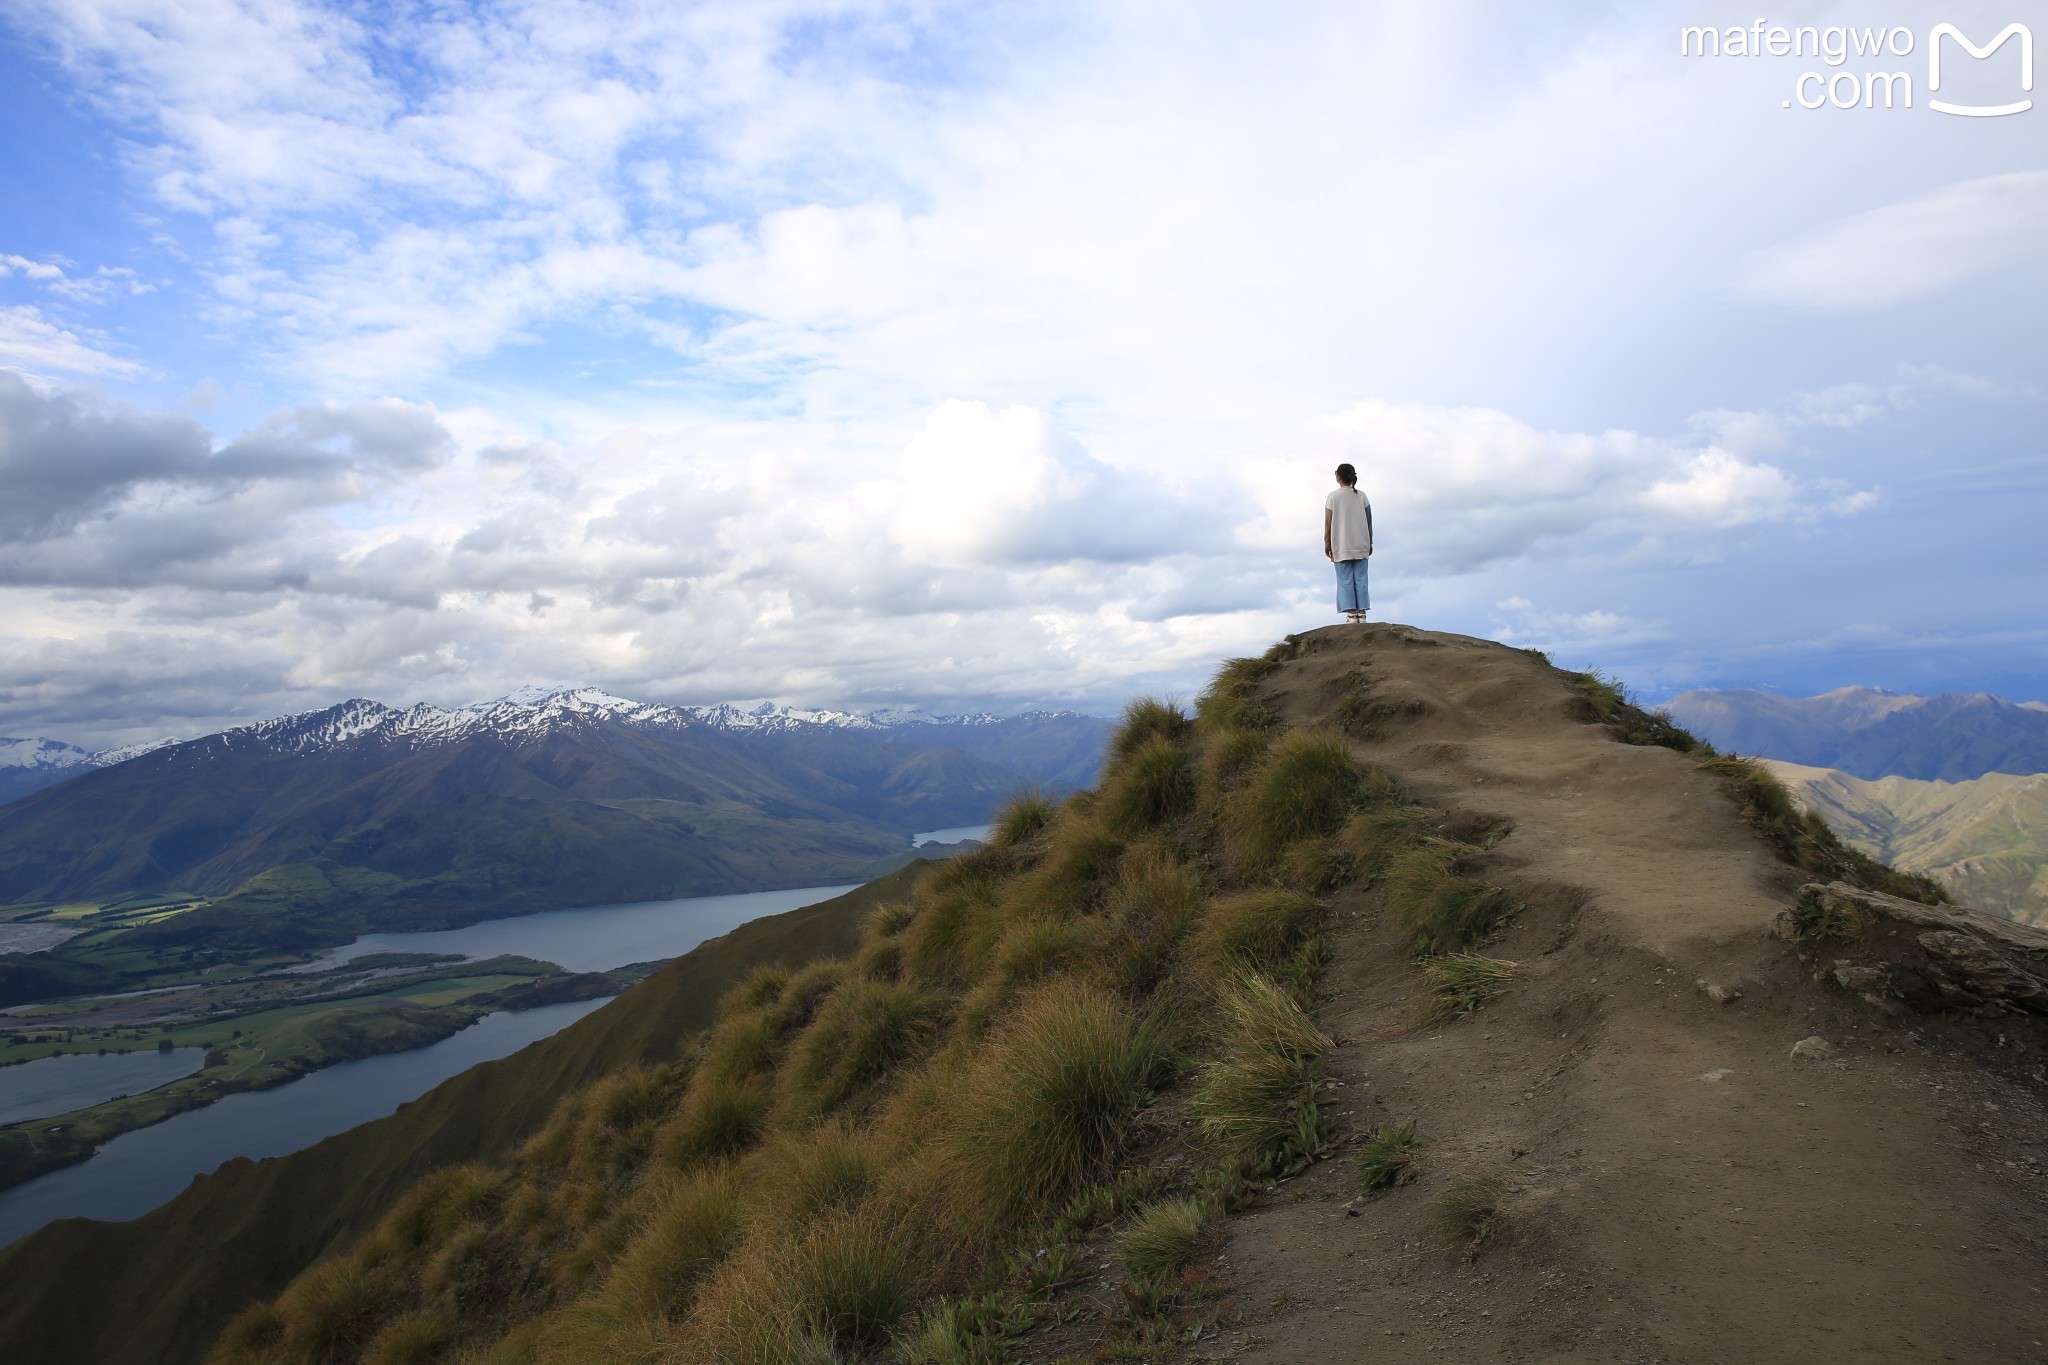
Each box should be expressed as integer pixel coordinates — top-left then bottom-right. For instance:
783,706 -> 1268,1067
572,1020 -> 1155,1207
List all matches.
1,0 -> 2044,749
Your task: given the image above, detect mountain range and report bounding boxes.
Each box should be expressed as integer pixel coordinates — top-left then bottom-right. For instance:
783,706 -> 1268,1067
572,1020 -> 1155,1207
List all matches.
0,687 -> 1112,946
1662,685 -> 2048,782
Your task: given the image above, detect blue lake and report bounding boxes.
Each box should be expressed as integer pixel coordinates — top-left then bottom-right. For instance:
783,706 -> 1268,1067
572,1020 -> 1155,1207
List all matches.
0,1048 -> 207,1127
0,879 -> 862,1248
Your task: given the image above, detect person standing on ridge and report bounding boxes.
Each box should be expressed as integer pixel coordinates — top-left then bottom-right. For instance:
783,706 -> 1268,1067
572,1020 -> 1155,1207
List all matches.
1324,462 -> 1373,624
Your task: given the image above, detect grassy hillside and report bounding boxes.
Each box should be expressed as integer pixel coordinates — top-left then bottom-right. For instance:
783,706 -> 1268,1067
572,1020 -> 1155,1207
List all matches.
189,642 -> 1935,1365
1766,760 -> 2048,924
0,867 -> 921,1365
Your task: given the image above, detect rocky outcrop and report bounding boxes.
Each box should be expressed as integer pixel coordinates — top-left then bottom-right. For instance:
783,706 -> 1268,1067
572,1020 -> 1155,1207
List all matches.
1778,881 -> 2048,1018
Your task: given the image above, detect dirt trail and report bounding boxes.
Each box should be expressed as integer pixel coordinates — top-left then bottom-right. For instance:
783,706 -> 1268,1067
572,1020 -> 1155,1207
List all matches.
1195,625 -> 2048,1364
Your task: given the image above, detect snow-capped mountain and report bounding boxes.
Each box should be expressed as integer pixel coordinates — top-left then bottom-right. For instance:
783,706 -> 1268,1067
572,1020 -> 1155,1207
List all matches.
0,688 -> 1114,925
1,686 -> 1098,804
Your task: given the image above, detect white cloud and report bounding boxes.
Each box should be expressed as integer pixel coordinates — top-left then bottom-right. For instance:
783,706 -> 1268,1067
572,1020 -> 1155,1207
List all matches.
0,305 -> 140,375
1736,171 -> 2048,311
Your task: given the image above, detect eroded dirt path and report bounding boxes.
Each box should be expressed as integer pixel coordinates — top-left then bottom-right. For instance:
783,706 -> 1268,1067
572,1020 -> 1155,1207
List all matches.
1191,625 -> 2048,1364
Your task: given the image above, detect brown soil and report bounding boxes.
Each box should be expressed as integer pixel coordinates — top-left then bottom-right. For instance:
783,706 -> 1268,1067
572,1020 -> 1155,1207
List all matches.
1175,625 -> 2048,1364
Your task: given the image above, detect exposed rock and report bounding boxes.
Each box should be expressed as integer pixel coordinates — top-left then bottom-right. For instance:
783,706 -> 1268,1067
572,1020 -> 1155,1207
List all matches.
1789,1036 -> 1835,1061
1791,883 -> 2048,1019
1696,978 -> 1742,1005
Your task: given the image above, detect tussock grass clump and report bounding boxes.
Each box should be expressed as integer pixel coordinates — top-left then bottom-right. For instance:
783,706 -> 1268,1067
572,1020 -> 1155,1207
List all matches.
1353,1123 -> 1426,1193
1196,656 -> 1282,729
1193,972 -> 1332,1174
689,1207 -> 917,1361
753,1123 -> 881,1229
357,1309 -> 453,1365
1117,1197 -> 1209,1277
958,914 -> 1107,1037
998,814 -> 1126,924
1279,835 -> 1355,892
854,935 -> 903,981
1194,889 -> 1323,971
866,900 -> 916,941
781,978 -> 947,1120
658,1075 -> 770,1169
602,1166 -> 744,1319
1419,953 -> 1518,1025
935,979 -> 1164,1236
727,964 -> 793,1014
762,960 -> 852,1037
1099,736 -> 1196,833
1384,838 -> 1512,955
1111,697 -> 1192,760
990,789 -> 1056,847
1699,754 -> 1947,904
271,1253 -> 389,1363
1337,802 -> 1434,883
1226,731 -> 1373,867
1431,1168 -> 1511,1252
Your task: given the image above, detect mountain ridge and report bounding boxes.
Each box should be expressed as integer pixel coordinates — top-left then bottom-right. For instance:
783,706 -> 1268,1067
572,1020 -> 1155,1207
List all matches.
1664,683 -> 2048,781
0,691 -> 1112,938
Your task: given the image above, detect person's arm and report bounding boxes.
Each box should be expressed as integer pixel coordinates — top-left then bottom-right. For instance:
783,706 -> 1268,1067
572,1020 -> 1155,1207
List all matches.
1323,506 -> 1334,560
1365,501 -> 1373,553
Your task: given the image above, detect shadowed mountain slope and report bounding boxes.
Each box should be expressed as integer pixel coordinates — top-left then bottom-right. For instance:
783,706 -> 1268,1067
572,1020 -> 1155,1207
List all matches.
1666,684 -> 2048,781
0,867 -> 919,1365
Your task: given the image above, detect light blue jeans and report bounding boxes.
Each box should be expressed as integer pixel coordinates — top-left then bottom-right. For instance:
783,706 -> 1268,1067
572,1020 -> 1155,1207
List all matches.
1334,557 -> 1369,613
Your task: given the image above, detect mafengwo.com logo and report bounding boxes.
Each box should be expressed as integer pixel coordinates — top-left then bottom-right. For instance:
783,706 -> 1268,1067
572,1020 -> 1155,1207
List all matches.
1682,19 -> 2033,113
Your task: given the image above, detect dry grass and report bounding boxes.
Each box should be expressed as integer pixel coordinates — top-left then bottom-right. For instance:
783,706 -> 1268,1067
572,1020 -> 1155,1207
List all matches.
657,1074 -> 771,1169
932,978 -> 1164,1238
1111,697 -> 1192,760
779,978 -> 947,1121
1431,1168 -> 1511,1252
1192,972 -> 1331,1173
1418,953 -> 1518,1025
601,1166 -> 743,1319
685,1206 -> 918,1361
990,790 -> 1056,847
1384,838 -> 1511,955
1193,889 -> 1323,972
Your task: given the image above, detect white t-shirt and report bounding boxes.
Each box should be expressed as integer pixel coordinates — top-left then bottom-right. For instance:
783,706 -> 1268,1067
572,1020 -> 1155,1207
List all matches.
1325,486 -> 1373,560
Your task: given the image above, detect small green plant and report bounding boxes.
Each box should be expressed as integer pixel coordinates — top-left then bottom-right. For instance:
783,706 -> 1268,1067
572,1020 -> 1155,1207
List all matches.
1569,670 -> 1700,752
1010,1240 -> 1081,1295
1336,671 -> 1401,738
903,1292 -> 1032,1363
1117,1197 -> 1209,1277
1352,1124 -> 1426,1193
1431,1168 -> 1511,1253
1418,953 -> 1518,1025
